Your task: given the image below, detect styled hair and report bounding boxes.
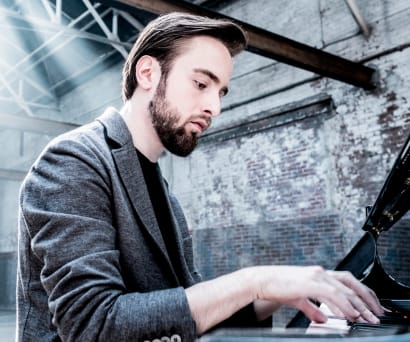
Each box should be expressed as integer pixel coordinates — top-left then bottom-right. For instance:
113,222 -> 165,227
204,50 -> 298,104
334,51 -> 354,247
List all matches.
121,12 -> 248,101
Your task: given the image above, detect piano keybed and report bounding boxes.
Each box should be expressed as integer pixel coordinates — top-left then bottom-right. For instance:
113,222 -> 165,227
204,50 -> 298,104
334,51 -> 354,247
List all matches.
306,301 -> 410,337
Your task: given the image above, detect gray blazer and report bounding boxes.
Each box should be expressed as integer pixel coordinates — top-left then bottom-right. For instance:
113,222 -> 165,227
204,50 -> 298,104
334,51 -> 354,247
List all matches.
17,108 -> 261,342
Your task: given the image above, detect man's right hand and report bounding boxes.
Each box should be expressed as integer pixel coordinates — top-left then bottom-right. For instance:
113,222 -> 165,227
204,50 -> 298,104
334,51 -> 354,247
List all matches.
185,265 -> 384,335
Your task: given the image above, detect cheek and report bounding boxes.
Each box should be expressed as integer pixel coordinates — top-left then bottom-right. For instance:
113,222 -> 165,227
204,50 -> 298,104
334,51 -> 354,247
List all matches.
169,82 -> 195,101
166,82 -> 185,105
168,89 -> 196,113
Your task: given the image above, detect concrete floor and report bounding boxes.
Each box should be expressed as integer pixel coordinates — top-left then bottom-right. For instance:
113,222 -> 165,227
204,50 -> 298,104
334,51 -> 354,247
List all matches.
0,310 -> 15,342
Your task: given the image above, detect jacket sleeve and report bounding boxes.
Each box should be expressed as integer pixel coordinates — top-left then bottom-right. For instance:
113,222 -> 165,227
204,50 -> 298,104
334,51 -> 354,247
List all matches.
168,185 -> 271,329
20,136 -> 197,342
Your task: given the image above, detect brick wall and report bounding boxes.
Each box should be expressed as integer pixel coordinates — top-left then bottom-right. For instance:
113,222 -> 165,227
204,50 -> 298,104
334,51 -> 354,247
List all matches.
160,0 -> 410,326
182,96 -> 340,273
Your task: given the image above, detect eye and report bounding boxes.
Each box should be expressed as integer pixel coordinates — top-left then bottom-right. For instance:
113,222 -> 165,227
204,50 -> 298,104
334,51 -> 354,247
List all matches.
194,80 -> 207,90
219,89 -> 228,98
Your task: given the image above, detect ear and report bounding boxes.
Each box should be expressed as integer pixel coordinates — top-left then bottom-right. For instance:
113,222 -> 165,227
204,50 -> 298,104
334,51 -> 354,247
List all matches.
135,55 -> 161,90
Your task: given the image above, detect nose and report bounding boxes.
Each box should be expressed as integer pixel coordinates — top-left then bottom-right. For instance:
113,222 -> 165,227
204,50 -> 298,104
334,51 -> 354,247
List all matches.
202,91 -> 221,118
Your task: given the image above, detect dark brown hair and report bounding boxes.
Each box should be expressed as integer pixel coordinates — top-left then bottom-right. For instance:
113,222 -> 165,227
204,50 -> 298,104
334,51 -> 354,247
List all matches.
122,12 -> 248,101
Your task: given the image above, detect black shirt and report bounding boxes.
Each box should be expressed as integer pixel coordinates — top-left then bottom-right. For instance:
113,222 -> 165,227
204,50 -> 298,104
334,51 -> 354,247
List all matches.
136,149 -> 184,283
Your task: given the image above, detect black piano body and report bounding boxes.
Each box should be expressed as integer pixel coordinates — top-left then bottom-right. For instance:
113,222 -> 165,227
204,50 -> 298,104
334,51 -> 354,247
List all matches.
201,134 -> 410,341
287,131 -> 410,336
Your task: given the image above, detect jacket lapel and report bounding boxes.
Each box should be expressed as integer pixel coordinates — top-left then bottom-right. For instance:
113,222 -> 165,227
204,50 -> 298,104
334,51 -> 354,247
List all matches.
97,108 -> 178,282
156,167 -> 187,272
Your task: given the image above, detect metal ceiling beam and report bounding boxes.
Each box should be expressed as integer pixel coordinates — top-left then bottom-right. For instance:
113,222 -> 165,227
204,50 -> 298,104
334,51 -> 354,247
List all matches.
0,58 -> 55,100
0,5 -> 101,78
344,0 -> 371,38
0,5 -> 137,89
0,72 -> 34,117
0,96 -> 59,110
82,0 -> 129,58
40,0 -> 57,22
0,168 -> 27,181
0,5 -> 131,105
55,0 -> 63,24
0,21 -> 134,49
110,0 -> 378,89
0,113 -> 78,134
117,9 -> 145,30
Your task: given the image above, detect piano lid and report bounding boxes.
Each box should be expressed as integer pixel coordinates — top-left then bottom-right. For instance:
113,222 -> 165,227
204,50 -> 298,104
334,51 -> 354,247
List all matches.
363,133 -> 410,235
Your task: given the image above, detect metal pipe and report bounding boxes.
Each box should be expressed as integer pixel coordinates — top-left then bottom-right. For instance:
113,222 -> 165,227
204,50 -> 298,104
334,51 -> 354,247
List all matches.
345,0 -> 371,38
0,112 -> 79,134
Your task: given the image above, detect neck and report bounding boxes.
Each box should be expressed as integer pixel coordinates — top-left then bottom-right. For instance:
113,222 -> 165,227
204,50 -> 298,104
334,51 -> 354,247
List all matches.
120,97 -> 164,163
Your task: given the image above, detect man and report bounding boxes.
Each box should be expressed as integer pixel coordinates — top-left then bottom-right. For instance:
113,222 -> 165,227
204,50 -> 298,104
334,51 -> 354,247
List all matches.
17,12 -> 383,341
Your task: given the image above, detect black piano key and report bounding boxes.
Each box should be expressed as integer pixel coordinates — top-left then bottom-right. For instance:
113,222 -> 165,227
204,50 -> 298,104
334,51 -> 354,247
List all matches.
349,323 -> 409,337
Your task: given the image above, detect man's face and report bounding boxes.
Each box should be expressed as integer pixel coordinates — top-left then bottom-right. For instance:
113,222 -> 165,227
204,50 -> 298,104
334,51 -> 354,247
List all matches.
149,35 -> 233,157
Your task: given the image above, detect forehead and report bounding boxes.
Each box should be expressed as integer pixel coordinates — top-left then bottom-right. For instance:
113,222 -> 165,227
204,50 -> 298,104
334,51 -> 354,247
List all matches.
171,35 -> 234,83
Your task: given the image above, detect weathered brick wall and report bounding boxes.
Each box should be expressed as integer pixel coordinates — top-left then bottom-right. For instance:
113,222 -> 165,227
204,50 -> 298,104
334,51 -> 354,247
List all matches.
160,0 -> 410,325
169,96 -> 341,272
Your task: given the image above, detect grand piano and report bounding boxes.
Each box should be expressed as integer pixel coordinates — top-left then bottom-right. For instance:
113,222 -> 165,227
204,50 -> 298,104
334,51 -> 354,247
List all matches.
200,133 -> 410,341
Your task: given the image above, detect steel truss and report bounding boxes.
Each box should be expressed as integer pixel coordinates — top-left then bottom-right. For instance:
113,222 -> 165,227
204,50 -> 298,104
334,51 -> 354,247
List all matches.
0,0 -> 142,130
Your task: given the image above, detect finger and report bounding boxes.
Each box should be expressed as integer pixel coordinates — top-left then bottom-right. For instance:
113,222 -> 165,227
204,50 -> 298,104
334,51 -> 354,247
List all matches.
348,295 -> 380,323
358,308 -> 380,324
336,272 -> 381,308
283,273 -> 359,322
311,277 -> 361,320
324,273 -> 381,323
294,299 -> 328,323
324,302 -> 345,318
329,271 -> 384,316
314,282 -> 380,324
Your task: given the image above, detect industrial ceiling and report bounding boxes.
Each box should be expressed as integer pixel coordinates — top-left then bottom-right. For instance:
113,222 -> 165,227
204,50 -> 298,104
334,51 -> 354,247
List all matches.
0,0 -> 373,128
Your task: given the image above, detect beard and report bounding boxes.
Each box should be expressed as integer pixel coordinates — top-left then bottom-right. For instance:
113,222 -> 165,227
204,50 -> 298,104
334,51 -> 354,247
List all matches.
149,76 -> 200,157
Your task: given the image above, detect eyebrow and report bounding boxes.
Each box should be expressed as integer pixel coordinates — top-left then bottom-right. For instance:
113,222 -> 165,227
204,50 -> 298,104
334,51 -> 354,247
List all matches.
193,68 -> 229,96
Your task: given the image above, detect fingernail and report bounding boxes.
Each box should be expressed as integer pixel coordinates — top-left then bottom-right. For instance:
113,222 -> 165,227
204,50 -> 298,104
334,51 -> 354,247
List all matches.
370,314 -> 380,324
